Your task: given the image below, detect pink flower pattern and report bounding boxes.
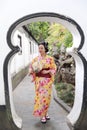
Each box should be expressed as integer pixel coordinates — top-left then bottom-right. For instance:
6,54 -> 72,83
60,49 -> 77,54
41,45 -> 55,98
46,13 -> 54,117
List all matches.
30,55 -> 57,117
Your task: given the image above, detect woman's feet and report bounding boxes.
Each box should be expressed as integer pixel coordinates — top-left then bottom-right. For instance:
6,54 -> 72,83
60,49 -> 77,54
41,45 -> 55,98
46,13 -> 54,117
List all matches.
41,114 -> 50,124
41,116 -> 47,123
45,115 -> 50,120
45,113 -> 50,120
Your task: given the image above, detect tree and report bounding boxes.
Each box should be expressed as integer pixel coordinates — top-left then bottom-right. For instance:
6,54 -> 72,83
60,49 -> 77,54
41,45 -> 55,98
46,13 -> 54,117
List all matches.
27,22 -> 73,54
27,22 -> 50,42
46,23 -> 73,51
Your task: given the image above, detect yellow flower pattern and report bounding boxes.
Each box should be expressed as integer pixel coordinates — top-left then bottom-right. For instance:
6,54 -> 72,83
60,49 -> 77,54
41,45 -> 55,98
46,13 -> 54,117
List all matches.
30,55 -> 57,117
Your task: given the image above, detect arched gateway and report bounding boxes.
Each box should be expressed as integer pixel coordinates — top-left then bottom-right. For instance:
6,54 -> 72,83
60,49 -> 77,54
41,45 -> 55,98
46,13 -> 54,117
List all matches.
0,11 -> 87,130
0,0 -> 87,127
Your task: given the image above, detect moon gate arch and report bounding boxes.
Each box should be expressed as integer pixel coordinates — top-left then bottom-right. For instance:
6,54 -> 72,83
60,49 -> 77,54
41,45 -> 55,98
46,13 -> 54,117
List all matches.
4,12 -> 86,130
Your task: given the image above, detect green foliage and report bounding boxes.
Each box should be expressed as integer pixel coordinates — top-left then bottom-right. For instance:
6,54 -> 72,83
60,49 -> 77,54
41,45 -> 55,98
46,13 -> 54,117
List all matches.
55,82 -> 74,107
27,22 -> 73,54
27,22 -> 50,42
63,31 -> 73,47
46,23 -> 73,50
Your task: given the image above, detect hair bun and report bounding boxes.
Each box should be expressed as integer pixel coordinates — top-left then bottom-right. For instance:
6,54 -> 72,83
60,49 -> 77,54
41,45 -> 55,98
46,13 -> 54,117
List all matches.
45,42 -> 48,47
44,42 -> 48,52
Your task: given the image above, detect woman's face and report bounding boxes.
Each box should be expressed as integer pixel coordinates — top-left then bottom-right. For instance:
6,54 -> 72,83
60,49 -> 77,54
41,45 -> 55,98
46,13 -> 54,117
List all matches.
38,44 -> 46,55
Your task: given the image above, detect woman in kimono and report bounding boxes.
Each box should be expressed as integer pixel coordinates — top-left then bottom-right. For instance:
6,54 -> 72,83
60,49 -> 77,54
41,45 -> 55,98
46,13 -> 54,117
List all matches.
29,41 -> 57,123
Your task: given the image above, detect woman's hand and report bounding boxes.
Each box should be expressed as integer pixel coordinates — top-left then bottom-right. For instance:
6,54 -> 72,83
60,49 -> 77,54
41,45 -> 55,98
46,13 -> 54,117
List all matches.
29,68 -> 34,75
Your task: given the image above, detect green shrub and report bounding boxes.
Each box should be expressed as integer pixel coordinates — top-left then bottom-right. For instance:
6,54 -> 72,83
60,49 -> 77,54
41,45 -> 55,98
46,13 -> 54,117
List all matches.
55,82 -> 75,107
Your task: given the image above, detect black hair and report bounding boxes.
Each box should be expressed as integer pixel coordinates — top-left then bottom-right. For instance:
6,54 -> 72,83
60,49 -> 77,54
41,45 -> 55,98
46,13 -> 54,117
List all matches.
39,41 -> 49,52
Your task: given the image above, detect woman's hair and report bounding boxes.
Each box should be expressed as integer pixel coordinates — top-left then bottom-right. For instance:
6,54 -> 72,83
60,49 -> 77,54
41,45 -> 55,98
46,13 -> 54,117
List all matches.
39,41 -> 49,52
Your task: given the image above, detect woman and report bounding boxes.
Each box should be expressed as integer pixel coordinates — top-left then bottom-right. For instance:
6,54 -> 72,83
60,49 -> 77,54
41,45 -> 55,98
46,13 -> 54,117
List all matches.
29,41 -> 57,123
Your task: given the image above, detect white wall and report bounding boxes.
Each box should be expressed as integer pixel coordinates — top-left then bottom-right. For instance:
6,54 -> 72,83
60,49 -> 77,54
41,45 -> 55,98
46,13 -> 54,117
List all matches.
10,29 -> 38,75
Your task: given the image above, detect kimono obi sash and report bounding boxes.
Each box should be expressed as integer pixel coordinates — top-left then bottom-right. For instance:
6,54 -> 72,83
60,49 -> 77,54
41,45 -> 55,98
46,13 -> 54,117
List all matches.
36,68 -> 51,78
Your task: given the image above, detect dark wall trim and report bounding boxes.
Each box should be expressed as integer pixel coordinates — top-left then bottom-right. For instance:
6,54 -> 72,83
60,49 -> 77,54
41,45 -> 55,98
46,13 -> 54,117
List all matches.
12,66 -> 29,90
23,26 -> 39,44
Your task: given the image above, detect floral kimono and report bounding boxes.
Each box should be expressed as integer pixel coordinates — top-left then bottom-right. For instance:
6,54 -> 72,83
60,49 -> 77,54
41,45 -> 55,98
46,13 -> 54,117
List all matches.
29,55 -> 57,117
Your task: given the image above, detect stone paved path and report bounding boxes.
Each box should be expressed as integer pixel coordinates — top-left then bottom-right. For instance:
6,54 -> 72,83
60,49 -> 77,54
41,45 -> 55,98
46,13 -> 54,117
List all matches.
13,75 -> 70,130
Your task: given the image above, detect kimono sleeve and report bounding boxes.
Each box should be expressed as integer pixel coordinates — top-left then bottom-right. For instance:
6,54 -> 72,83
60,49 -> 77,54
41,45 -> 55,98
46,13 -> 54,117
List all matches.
50,57 -> 57,75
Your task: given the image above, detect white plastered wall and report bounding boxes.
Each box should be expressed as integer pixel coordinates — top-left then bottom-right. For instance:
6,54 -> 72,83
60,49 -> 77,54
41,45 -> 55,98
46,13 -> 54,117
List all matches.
11,29 -> 38,75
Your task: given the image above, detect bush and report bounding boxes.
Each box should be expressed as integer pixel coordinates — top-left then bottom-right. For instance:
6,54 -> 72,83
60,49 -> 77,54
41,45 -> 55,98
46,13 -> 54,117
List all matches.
55,82 -> 75,107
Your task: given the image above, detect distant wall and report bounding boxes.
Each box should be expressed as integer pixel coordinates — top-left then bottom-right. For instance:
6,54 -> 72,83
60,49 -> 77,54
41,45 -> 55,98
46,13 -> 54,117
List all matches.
11,28 -> 38,90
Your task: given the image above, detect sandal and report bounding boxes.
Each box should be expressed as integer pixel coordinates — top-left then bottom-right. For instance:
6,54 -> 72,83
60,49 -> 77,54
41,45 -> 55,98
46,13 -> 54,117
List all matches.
41,117 -> 47,123
45,115 -> 50,120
